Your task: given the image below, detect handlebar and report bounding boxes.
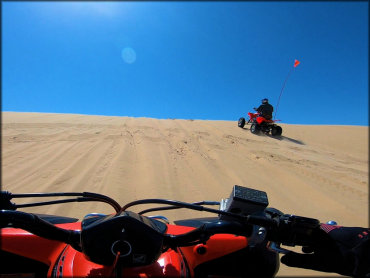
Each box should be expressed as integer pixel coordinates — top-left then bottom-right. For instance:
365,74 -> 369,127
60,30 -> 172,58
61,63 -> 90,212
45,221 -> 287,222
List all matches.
0,191 -> 122,212
0,186 -> 322,266
0,210 -> 82,251
0,209 -> 320,266
164,220 -> 254,248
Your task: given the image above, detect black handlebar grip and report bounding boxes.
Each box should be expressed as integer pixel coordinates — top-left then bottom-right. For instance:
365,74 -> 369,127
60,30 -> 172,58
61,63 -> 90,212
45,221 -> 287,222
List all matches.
267,214 -> 321,247
0,210 -> 81,251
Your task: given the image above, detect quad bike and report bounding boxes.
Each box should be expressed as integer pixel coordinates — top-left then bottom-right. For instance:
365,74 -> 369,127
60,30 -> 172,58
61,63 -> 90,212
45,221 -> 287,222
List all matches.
1,185 -> 326,277
238,112 -> 282,137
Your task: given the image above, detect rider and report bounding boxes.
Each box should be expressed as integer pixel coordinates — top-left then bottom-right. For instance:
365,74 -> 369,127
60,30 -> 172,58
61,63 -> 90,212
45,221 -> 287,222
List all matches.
281,224 -> 370,278
254,98 -> 274,120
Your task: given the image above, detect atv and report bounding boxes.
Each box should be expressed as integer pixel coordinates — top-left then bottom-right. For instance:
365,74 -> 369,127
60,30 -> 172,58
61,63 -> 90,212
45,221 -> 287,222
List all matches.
238,112 -> 282,137
1,185 -> 327,278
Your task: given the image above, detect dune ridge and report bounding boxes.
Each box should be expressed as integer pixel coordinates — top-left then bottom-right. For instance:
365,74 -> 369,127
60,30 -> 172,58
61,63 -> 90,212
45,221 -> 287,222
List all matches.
2,112 -> 368,276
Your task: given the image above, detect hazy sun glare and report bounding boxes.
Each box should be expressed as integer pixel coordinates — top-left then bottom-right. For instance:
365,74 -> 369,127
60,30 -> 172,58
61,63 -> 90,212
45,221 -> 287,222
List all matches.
40,2 -> 125,18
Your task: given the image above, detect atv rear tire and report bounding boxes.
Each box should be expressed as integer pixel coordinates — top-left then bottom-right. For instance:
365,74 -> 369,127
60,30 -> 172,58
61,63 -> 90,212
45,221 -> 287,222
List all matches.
238,117 -> 246,128
250,123 -> 261,134
271,126 -> 282,137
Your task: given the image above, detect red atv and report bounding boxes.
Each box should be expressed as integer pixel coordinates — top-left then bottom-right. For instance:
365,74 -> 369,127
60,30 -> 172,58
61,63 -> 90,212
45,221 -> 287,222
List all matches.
238,112 -> 282,137
0,185 -> 323,277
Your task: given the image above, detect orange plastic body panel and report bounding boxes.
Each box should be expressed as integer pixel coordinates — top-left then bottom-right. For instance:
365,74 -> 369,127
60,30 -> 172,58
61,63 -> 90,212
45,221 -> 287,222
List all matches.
179,234 -> 248,277
1,224 -> 78,266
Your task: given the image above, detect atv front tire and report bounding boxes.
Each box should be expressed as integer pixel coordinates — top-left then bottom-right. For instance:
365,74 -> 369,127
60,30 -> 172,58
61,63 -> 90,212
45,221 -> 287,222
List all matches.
271,126 -> 282,137
238,117 -> 246,128
250,123 -> 261,134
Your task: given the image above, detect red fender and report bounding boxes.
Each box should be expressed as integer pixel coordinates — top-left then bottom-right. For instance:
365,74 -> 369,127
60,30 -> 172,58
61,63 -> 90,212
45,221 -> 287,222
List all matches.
256,116 -> 265,124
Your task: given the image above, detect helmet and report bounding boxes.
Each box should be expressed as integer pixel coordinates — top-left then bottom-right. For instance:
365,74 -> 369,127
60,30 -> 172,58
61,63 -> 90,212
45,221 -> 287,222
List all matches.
262,98 -> 269,104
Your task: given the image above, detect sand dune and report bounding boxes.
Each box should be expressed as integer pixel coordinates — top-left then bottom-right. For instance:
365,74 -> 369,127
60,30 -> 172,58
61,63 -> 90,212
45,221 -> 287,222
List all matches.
2,112 -> 368,277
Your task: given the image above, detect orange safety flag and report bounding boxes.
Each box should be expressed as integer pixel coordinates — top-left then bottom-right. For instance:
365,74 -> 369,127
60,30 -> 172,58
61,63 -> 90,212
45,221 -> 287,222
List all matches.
294,59 -> 300,67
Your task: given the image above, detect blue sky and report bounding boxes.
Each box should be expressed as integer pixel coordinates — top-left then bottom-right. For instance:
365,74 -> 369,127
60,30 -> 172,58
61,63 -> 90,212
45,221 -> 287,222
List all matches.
2,1 -> 368,125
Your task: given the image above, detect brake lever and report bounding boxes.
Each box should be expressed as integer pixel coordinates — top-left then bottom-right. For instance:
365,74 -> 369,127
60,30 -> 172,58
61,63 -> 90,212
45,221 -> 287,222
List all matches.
266,214 -> 320,251
267,241 -> 290,254
267,219 -> 339,254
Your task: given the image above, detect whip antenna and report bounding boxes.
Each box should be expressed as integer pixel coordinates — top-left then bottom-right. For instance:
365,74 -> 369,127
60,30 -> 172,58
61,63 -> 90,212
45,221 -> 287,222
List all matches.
274,59 -> 300,120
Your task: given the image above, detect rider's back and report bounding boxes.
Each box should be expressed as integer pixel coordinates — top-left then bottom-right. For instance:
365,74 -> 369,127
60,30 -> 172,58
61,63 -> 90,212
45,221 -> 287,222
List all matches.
257,103 -> 274,120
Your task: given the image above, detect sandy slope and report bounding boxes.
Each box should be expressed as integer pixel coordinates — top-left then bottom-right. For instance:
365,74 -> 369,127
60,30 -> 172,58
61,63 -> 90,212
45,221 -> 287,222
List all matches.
2,112 -> 368,277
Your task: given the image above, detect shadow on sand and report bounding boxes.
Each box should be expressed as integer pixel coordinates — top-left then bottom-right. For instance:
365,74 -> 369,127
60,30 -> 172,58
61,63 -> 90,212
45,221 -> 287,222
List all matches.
280,136 -> 305,145
240,127 -> 305,145
271,135 -> 305,145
